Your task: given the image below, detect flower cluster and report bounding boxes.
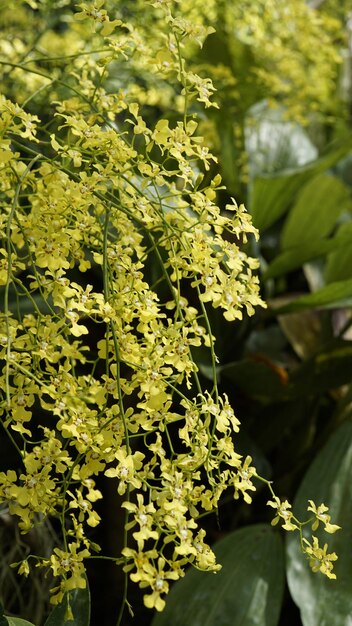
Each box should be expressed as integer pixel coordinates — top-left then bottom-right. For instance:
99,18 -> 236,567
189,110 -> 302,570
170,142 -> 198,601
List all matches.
267,495 -> 340,579
302,536 -> 338,580
0,0 -> 265,612
0,0 -> 341,616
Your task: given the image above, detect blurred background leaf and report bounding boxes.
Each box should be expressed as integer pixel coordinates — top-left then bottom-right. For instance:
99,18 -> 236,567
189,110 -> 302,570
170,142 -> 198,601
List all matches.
286,420 -> 352,626
152,525 -> 285,626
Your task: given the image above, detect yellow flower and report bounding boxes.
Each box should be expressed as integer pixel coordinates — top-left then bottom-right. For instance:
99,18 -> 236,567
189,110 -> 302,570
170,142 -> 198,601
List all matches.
303,536 -> 338,579
122,495 -> 159,550
267,496 -> 298,531
307,500 -> 341,534
105,448 -> 145,495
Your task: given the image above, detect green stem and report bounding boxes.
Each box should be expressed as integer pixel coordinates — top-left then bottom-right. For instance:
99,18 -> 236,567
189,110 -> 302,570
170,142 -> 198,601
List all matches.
5,154 -> 40,409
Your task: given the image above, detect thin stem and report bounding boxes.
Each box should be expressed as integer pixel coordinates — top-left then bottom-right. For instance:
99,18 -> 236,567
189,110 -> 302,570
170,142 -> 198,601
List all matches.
5,154 -> 40,409
21,48 -> 111,65
174,33 -> 188,127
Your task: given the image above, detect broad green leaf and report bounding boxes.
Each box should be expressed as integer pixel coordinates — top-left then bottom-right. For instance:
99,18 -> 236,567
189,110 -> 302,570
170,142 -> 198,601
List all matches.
325,221 -> 352,283
264,231 -> 352,279
5,615 -> 34,626
44,582 -> 90,626
286,420 -> 352,626
334,153 -> 352,188
273,278 -> 352,314
152,524 -> 284,626
281,173 -> 352,250
250,167 -> 313,232
250,141 -> 352,231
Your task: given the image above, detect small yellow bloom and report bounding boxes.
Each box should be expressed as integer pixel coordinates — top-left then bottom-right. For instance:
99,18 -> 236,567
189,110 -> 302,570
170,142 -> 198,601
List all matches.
307,500 -> 341,534
267,496 -> 298,531
303,536 -> 338,579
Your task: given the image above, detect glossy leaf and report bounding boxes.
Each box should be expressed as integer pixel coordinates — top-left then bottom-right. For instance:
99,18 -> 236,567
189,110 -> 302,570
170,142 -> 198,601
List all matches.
44,582 -> 90,626
273,278 -> 352,314
286,420 -> 352,626
5,615 -> 34,626
250,168 -> 313,232
281,173 -> 351,250
250,141 -> 352,231
325,221 -> 352,283
264,230 -> 352,279
152,524 -> 284,626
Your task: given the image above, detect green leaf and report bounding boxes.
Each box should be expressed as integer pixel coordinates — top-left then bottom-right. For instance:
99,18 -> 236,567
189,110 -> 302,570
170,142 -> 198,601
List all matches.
152,524 -> 284,626
250,141 -> 352,232
325,221 -> 352,283
250,167 -> 313,232
44,582 -> 90,626
264,230 -> 352,279
272,278 -> 352,314
286,420 -> 352,626
281,173 -> 352,250
5,616 -> 33,626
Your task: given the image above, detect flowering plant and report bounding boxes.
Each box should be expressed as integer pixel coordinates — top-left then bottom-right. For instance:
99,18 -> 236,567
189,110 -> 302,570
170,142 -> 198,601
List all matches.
0,0 -> 341,622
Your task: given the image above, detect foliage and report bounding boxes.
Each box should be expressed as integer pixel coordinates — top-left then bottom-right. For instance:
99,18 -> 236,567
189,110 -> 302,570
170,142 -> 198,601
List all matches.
0,1 -> 351,625
286,421 -> 352,626
152,524 -> 285,626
